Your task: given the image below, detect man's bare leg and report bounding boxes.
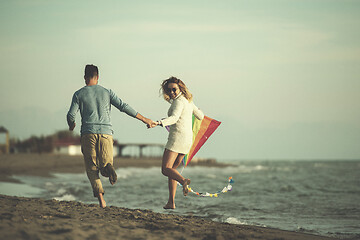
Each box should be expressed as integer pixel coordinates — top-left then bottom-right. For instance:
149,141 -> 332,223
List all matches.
98,193 -> 106,208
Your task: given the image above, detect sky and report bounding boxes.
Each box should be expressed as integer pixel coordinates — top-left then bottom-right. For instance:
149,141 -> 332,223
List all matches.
0,0 -> 359,160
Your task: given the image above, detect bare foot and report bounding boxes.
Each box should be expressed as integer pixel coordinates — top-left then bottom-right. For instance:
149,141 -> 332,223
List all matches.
163,202 -> 175,209
98,193 -> 106,208
107,164 -> 117,185
182,179 -> 191,196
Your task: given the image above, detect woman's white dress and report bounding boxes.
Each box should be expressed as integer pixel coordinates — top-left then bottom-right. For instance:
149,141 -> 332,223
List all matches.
160,93 -> 204,154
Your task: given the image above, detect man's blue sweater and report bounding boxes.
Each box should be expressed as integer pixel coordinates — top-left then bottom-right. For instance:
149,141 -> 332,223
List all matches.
67,85 -> 138,136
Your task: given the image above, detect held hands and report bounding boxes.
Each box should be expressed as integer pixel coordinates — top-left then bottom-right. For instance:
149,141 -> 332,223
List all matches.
143,117 -> 159,129
148,121 -> 159,129
147,120 -> 159,129
136,113 -> 160,129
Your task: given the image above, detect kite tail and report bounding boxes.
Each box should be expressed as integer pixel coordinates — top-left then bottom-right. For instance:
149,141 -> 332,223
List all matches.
179,177 -> 234,197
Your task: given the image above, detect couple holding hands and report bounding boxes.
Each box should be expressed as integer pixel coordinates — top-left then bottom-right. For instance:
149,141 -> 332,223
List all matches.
67,64 -> 204,209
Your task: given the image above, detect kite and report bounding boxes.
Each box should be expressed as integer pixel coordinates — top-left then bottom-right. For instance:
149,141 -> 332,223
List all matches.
184,115 -> 222,167
165,115 -> 221,167
165,115 -> 234,197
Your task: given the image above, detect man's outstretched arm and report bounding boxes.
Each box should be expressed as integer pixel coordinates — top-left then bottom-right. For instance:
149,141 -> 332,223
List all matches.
110,90 -> 155,127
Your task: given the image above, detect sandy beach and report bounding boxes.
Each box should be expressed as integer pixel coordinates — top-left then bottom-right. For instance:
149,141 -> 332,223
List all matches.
0,194 -> 336,240
0,154 -> 337,240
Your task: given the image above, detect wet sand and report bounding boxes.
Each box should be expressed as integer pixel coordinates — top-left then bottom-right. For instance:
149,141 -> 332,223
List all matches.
0,194 -> 335,240
0,154 -> 337,240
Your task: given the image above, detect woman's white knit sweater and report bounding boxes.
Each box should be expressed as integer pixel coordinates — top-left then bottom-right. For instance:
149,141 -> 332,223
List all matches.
160,93 -> 204,154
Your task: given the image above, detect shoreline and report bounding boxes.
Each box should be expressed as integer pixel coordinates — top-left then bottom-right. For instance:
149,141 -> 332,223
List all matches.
0,153 -> 232,183
0,194 -> 336,240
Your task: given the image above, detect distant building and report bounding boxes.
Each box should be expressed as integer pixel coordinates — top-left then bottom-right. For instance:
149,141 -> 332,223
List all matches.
54,138 -> 82,155
0,126 -> 10,154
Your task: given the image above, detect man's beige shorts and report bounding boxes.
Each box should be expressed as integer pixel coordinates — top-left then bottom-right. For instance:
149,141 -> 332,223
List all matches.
81,134 -> 113,197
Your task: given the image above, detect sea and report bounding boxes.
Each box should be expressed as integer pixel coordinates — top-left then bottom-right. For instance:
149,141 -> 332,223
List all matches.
1,159 -> 359,239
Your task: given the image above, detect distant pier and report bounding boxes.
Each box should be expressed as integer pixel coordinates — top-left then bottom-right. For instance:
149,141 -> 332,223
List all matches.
116,143 -> 164,158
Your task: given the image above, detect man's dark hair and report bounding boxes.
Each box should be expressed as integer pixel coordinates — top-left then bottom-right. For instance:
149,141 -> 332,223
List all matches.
84,64 -> 99,80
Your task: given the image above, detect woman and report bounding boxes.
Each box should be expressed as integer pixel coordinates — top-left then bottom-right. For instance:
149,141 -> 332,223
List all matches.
154,76 -> 204,209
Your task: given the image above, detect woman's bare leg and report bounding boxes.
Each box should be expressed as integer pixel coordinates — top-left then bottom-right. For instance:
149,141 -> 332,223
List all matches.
164,153 -> 184,209
161,149 -> 186,184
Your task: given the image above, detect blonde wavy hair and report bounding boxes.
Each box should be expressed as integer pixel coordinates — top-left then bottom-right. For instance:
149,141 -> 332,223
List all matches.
160,77 -> 193,103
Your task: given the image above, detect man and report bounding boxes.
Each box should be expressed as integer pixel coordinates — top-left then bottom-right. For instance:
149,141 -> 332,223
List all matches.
67,64 -> 154,208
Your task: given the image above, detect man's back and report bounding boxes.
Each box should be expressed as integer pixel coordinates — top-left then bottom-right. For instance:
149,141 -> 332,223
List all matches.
67,85 -> 137,136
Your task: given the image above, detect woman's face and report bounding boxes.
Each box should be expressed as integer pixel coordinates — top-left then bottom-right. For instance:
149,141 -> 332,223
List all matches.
167,83 -> 180,99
